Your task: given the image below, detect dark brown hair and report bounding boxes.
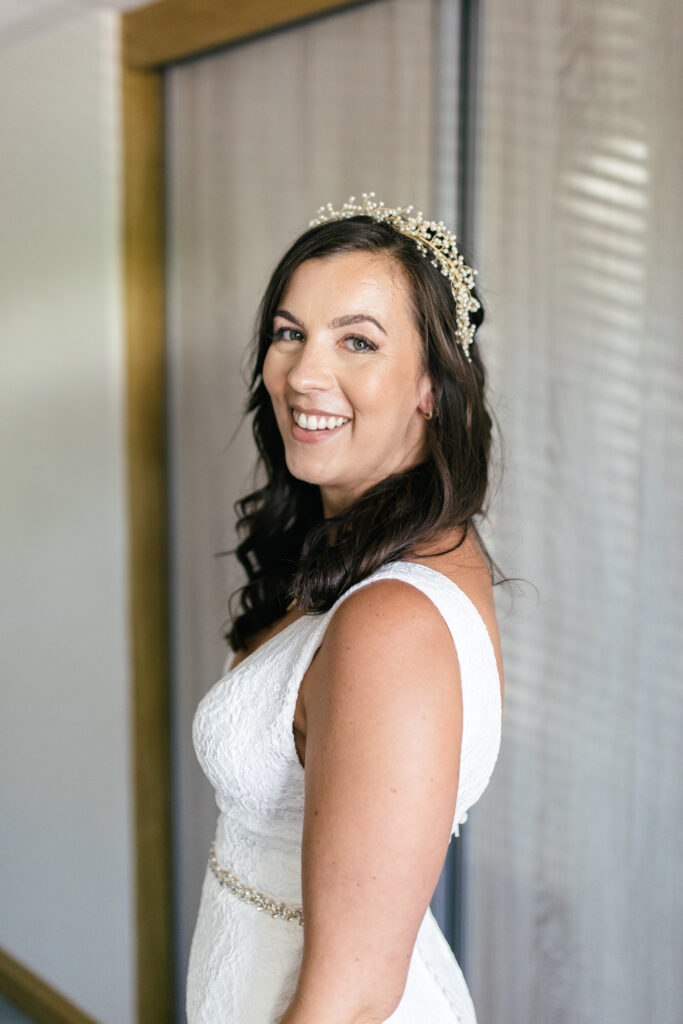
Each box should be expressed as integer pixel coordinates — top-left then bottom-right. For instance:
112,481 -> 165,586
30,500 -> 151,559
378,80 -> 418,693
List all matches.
224,216 -> 507,652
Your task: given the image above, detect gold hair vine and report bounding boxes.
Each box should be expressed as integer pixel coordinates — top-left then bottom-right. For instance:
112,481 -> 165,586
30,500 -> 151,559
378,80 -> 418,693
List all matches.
309,192 -> 480,362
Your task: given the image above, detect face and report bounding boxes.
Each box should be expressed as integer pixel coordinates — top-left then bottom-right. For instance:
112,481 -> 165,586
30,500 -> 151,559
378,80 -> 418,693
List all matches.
262,250 -> 435,517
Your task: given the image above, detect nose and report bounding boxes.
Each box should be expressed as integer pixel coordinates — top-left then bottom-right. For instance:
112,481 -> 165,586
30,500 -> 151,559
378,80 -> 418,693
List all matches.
286,336 -> 335,393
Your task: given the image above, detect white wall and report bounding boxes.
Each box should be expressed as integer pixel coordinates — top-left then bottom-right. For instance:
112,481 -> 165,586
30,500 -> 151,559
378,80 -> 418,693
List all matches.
0,9 -> 136,1023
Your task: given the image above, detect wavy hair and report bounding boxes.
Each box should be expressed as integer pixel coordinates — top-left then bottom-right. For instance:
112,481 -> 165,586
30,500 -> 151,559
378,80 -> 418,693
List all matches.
224,217 -> 507,652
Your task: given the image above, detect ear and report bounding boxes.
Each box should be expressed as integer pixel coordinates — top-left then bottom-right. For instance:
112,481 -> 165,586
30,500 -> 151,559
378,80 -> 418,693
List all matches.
417,371 -> 436,417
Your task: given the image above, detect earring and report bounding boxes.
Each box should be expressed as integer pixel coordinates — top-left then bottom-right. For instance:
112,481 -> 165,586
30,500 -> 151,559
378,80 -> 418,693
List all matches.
422,409 -> 434,421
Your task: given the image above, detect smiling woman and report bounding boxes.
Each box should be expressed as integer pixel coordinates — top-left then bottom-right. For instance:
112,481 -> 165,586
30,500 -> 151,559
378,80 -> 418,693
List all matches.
263,251 -> 434,517
186,199 -> 508,1024
224,208 -> 502,640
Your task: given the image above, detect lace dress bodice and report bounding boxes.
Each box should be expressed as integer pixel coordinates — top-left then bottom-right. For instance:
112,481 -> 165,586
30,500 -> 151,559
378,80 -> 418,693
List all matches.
187,560 -> 502,1023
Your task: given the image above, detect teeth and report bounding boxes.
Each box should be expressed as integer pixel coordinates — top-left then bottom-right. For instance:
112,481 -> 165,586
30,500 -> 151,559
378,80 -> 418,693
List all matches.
293,410 -> 349,431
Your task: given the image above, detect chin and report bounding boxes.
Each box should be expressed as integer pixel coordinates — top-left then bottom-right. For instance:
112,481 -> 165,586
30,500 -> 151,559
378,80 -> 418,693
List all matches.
284,454 -> 333,486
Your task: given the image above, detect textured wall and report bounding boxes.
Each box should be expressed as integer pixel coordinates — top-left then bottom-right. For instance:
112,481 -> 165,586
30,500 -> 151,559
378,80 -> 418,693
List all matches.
0,10 -> 135,1023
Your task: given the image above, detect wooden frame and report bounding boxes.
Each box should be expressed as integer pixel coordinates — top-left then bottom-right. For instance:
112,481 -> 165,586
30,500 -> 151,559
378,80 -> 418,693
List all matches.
0,947 -> 99,1024
121,2 -> 359,1021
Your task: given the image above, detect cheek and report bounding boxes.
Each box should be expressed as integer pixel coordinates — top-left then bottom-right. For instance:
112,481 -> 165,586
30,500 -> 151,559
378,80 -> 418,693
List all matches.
351,367 -> 416,423
347,369 -> 387,411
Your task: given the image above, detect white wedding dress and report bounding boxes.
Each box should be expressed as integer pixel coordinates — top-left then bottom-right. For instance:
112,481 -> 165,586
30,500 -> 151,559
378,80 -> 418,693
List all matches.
187,560 -> 502,1023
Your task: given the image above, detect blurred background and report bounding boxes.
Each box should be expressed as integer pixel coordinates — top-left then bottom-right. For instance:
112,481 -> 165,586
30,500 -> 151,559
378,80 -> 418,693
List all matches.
1,1 -> 681,1023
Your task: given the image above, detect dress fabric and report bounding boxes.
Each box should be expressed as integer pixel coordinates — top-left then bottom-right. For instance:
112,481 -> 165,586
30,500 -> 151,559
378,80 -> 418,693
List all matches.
187,560 -> 502,1024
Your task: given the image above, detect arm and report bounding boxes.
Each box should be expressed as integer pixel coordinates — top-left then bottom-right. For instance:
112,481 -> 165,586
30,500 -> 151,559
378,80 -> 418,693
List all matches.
281,579 -> 463,1024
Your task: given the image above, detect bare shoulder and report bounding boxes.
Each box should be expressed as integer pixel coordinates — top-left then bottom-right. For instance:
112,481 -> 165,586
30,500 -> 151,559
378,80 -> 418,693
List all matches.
303,575 -> 465,804
297,526 -> 504,753
325,576 -> 456,665
305,576 -> 462,722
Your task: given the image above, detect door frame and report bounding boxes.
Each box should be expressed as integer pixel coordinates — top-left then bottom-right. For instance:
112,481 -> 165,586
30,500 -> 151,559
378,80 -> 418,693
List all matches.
121,3 -> 362,1021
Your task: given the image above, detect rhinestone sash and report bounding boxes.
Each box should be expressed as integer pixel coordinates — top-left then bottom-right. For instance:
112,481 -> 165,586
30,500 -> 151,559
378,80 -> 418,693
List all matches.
209,839 -> 304,926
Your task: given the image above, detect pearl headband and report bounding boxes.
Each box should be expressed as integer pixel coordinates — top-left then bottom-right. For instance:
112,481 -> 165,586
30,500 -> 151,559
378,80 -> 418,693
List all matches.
309,192 -> 480,362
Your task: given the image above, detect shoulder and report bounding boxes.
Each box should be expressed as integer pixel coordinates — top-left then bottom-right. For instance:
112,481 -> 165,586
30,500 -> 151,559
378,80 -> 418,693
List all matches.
301,574 -> 464,834
330,575 -> 452,648
309,574 -> 462,710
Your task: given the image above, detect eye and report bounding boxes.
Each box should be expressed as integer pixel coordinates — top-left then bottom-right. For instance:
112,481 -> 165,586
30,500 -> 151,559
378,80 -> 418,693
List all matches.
344,335 -> 377,353
272,326 -> 304,342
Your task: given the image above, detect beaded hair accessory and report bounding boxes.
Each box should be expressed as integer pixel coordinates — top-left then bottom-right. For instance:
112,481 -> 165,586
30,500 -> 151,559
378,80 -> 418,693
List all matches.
309,191 -> 480,362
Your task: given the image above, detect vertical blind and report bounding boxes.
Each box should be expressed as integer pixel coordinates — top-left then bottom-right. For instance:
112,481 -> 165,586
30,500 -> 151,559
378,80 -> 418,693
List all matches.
464,1 -> 683,1020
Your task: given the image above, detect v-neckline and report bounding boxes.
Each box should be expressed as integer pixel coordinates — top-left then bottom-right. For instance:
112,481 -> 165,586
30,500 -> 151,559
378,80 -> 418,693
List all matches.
225,612 -> 313,677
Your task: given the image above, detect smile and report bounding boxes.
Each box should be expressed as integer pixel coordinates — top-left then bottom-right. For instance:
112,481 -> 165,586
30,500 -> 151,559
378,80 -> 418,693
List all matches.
290,408 -> 351,432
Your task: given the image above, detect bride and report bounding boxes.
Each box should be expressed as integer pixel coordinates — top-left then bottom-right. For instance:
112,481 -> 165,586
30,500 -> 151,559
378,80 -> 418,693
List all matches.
187,194 -> 506,1024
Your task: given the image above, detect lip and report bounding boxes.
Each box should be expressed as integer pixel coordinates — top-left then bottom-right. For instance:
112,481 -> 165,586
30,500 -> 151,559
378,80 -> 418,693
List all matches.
290,404 -> 351,419
288,406 -> 351,443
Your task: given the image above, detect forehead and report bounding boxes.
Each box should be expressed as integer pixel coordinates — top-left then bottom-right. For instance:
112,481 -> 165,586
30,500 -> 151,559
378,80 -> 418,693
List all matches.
279,250 -> 415,324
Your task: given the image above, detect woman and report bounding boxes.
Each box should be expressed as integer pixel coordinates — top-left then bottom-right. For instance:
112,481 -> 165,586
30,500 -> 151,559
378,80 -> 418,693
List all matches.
187,194 -> 506,1024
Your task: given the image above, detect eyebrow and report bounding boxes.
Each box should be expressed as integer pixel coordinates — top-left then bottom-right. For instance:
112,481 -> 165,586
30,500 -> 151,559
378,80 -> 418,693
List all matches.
274,308 -> 387,336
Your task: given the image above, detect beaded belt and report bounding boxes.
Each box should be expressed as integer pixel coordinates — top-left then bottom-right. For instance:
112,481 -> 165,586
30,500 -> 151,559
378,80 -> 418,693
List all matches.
209,839 -> 304,926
